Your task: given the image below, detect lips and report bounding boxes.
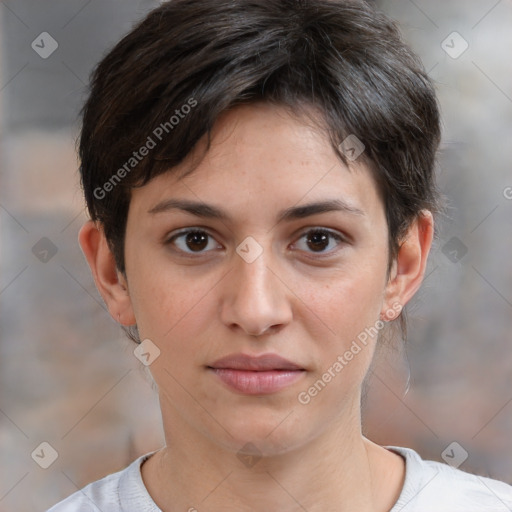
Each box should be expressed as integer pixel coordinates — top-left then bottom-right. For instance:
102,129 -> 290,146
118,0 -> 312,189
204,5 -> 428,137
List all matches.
207,353 -> 306,394
208,353 -> 304,371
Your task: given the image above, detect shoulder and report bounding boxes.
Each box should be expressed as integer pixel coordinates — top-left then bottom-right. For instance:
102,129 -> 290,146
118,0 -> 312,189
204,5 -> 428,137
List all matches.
388,445 -> 512,512
46,452 -> 160,512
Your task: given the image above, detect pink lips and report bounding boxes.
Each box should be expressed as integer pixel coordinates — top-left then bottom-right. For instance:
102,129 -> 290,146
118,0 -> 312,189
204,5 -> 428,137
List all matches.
207,353 -> 306,395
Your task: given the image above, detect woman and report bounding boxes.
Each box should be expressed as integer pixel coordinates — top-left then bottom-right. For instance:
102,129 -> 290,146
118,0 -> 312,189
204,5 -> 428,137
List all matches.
48,0 -> 512,510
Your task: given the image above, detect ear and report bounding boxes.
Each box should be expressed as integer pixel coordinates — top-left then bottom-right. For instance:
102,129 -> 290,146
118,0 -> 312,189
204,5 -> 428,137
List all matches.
78,220 -> 136,326
381,210 -> 434,321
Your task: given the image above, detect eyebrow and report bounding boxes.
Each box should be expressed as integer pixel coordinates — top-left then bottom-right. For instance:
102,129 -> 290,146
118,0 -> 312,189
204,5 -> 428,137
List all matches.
147,198 -> 365,222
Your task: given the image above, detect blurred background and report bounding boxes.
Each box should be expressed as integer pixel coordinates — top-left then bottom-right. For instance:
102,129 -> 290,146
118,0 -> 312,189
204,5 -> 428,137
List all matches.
0,0 -> 511,510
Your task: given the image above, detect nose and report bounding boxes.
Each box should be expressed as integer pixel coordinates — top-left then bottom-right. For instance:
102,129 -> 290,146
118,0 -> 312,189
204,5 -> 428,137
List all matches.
219,243 -> 293,337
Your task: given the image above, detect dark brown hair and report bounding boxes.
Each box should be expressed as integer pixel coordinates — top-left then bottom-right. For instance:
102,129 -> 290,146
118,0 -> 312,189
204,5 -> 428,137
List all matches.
78,0 -> 442,341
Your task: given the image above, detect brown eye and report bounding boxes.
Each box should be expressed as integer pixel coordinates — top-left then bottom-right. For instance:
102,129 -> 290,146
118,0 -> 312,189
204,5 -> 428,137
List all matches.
184,231 -> 209,252
306,230 -> 330,252
293,228 -> 345,256
167,229 -> 221,255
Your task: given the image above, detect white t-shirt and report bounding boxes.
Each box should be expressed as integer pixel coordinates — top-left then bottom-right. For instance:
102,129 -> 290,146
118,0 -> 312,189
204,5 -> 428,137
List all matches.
47,446 -> 512,511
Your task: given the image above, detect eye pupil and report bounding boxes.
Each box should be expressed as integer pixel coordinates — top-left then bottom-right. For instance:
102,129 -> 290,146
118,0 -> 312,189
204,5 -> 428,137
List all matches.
186,231 -> 208,251
307,231 -> 329,252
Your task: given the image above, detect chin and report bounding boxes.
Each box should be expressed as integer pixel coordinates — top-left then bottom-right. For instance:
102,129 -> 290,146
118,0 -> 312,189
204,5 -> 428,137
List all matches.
209,407 -> 310,457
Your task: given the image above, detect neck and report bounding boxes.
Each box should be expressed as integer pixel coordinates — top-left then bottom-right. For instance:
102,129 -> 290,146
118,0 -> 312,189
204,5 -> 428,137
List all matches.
141,393 -> 404,512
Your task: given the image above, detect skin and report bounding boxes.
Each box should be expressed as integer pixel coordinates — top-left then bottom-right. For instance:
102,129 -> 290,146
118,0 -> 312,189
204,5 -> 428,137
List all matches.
79,102 -> 433,512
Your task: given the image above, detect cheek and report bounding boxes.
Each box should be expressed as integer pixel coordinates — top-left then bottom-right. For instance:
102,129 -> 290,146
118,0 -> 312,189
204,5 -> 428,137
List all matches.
300,261 -> 386,341
128,253 -> 223,357
294,281 -> 385,412
296,261 -> 388,395
133,273 -> 208,338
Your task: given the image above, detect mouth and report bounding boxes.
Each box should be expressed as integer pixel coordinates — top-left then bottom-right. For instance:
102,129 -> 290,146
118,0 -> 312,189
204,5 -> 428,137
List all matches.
207,368 -> 306,395
208,352 -> 305,371
207,352 -> 306,394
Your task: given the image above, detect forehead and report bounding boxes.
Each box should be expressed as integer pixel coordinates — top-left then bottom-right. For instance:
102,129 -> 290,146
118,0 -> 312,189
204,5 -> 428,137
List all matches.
128,102 -> 384,227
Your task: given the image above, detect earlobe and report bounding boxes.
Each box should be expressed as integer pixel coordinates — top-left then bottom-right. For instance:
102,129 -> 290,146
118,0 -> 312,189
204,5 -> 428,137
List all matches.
381,210 -> 434,318
78,220 -> 136,325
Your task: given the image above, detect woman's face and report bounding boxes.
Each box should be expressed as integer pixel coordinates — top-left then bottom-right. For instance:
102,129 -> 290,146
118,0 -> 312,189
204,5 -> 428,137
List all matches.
122,102 -> 402,455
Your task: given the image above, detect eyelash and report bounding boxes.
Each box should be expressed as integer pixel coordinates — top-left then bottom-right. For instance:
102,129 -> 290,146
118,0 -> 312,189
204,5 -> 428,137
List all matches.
165,227 -> 347,259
